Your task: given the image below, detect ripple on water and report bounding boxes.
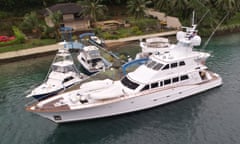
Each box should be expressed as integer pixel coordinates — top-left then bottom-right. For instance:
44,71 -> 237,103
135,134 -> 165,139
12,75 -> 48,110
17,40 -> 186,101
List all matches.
1,34 -> 240,144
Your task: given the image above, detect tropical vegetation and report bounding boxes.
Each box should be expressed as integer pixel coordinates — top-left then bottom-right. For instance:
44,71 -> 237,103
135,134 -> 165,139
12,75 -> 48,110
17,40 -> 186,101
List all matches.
77,0 -> 108,22
0,0 -> 240,51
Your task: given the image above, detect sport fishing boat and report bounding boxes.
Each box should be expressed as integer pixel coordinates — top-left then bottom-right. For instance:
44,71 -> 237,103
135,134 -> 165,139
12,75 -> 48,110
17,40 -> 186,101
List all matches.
26,48 -> 88,100
26,24 -> 222,123
77,45 -> 111,73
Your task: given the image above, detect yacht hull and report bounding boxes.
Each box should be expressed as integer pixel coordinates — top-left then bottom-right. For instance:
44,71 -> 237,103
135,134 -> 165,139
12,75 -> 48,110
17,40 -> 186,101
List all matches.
31,82 -> 78,100
32,89 -> 62,100
33,76 -> 222,123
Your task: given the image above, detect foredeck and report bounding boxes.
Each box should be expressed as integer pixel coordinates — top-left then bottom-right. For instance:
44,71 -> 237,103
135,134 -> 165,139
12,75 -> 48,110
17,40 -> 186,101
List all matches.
25,98 -> 70,112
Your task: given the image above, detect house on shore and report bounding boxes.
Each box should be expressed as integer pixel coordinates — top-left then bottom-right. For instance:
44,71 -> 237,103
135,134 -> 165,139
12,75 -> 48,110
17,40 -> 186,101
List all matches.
42,3 -> 91,31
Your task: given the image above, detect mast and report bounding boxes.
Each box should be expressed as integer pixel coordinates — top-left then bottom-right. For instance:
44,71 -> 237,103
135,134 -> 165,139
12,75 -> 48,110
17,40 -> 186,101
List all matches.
192,11 -> 195,26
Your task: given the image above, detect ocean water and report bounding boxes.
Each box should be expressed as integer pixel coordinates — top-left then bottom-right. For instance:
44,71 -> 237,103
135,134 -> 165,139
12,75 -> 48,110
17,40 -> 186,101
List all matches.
0,33 -> 240,144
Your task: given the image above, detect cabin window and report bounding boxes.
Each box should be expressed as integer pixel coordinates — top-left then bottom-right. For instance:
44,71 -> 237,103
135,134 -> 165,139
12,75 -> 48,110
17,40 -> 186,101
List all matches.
162,64 -> 169,70
121,76 -> 139,90
180,75 -> 189,81
53,115 -> 62,120
172,77 -> 179,83
164,79 -> 171,85
63,76 -> 74,83
199,71 -> 207,80
171,62 -> 178,68
141,85 -> 150,91
160,81 -> 163,87
146,60 -> 157,68
63,66 -> 75,73
81,57 -> 85,62
153,63 -> 163,70
92,58 -> 102,63
179,61 -> 186,66
151,82 -> 158,88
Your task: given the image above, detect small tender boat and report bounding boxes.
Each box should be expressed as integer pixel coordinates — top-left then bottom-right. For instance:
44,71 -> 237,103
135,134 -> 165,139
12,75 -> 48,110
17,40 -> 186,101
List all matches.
77,45 -> 111,73
26,48 -> 88,100
26,23 -> 222,123
79,32 -> 105,47
89,35 -> 105,47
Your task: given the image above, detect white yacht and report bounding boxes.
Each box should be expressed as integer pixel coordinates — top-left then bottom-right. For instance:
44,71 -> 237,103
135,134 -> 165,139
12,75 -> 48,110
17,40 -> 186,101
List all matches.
77,45 -> 110,73
26,48 -> 88,100
26,24 -> 222,123
136,37 -> 172,59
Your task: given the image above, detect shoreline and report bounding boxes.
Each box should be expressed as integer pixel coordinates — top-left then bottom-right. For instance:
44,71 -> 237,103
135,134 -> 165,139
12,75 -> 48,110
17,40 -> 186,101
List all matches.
0,31 -> 177,64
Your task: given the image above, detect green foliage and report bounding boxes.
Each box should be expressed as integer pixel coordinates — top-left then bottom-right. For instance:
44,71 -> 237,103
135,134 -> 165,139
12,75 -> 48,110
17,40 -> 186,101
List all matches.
47,9 -> 63,41
0,11 -> 12,19
93,27 -> 102,35
131,26 -> 143,35
127,17 -> 158,32
20,11 -> 45,38
98,25 -> 143,40
101,32 -> 119,39
127,0 -> 152,19
77,0 -> 108,22
41,25 -> 55,39
47,10 -> 62,26
0,39 -> 55,53
12,26 -> 26,43
227,13 -> 240,25
0,17 -> 23,35
0,26 -> 26,47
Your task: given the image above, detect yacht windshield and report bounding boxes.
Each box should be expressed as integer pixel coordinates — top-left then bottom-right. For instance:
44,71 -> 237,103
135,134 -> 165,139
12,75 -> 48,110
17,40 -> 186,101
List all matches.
52,65 -> 75,73
153,63 -> 163,70
145,59 -> 163,70
121,76 -> 139,90
145,60 -> 156,68
177,41 -> 190,47
89,50 -> 100,58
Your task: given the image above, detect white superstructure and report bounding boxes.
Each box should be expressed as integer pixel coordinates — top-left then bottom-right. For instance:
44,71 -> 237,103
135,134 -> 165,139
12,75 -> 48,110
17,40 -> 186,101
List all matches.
77,45 -> 110,73
136,37 -> 173,59
26,24 -> 222,123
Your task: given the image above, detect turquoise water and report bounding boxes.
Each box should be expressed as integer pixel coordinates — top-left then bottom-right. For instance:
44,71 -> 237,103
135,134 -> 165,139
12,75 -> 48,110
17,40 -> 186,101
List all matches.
1,33 -> 240,144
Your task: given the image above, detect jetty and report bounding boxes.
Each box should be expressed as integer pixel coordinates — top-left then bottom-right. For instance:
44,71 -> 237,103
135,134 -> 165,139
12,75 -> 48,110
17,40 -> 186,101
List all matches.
0,31 -> 177,64
105,31 -> 177,44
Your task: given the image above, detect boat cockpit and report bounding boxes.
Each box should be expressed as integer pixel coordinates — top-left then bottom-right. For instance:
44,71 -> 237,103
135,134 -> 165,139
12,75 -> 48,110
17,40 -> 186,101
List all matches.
52,65 -> 75,73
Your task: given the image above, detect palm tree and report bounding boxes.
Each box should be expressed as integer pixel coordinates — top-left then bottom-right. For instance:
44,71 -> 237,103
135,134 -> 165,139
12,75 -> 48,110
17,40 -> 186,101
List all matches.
127,0 -> 152,19
77,0 -> 108,22
21,11 -> 43,38
169,0 -> 191,20
153,0 -> 169,11
46,8 -> 62,41
215,0 -> 238,17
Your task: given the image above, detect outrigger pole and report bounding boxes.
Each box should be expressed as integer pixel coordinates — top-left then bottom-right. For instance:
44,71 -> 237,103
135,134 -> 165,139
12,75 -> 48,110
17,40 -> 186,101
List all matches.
202,12 -> 229,49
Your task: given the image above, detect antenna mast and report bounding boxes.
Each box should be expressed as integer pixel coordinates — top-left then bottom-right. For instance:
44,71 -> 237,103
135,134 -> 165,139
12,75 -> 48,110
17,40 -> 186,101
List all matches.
202,12 -> 229,49
192,11 -> 195,25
